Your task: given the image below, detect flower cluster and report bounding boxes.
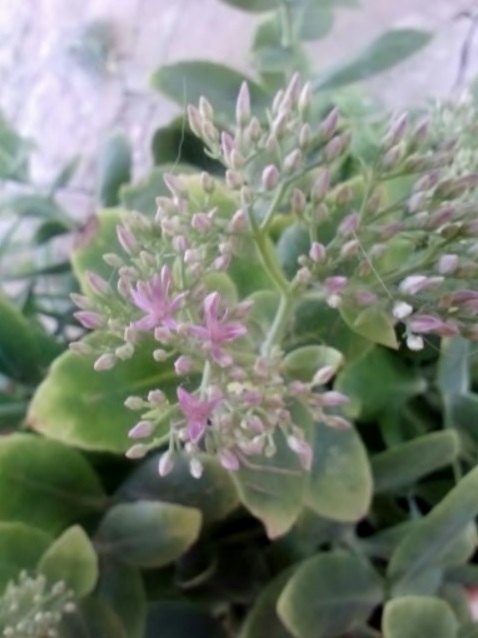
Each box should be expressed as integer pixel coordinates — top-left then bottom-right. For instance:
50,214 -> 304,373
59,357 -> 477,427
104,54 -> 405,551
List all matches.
72,73 -> 478,476
0,572 -> 75,638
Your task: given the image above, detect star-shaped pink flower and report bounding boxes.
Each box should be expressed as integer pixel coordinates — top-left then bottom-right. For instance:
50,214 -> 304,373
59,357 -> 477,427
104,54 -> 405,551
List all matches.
131,266 -> 186,331
177,387 -> 221,443
189,292 -> 247,366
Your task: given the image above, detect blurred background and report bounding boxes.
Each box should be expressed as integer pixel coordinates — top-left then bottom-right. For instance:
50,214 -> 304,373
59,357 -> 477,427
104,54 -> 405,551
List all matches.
0,0 -> 477,218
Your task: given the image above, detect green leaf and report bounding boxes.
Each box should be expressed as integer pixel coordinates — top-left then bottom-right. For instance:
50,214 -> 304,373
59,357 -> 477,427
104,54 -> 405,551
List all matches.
1,194 -> 69,220
372,431 -> 460,494
340,304 -> 399,349
233,426 -> 308,538
288,299 -> 372,361
282,345 -> 344,382
151,119 -> 223,173
28,337 -> 180,453
459,624 -> 478,638
151,62 -> 270,121
438,337 -> 470,401
0,523 -> 52,591
240,570 -> 294,638
38,525 -> 98,597
97,133 -> 132,207
297,3 -> 334,42
383,596 -> 458,638
306,424 -> 372,522
0,434 -> 104,534
0,293 -> 56,382
97,558 -> 146,638
120,164 -> 194,215
276,222 -> 310,280
277,550 -> 383,638
59,597 -> 127,638
388,465 -> 478,590
335,346 -> 426,421
50,156 -> 80,192
118,453 -> 238,524
96,501 -> 202,568
315,29 -> 433,90
0,114 -> 30,181
34,218 -> 72,244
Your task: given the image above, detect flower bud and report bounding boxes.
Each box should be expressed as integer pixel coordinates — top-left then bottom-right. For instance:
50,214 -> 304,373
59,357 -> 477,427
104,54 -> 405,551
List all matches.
174,356 -> 193,375
218,448 -> 240,471
199,96 -> 214,120
291,188 -> 306,214
272,111 -> 288,137
103,253 -> 124,268
382,143 -> 403,170
187,104 -> 203,137
116,225 -> 139,254
94,353 -> 117,371
190,457 -> 204,479
191,213 -> 211,232
340,239 -> 360,259
229,208 -> 248,233
200,171 -> 215,194
159,451 -> 174,476
262,165 -> 280,190
221,132 -> 235,163
125,396 -> 144,410
296,267 -> 312,285
382,113 -> 408,150
115,343 -> 134,360
298,81 -> 312,115
236,81 -> 251,125
338,212 -> 360,236
126,444 -> 148,459
69,341 -> 93,356
283,148 -> 302,172
393,301 -> 413,320
70,293 -> 93,310
129,420 -> 154,439
325,135 -> 342,162
312,365 -> 336,385
326,416 -> 351,430
247,116 -> 262,143
438,254 -> 459,274
299,122 -> 312,149
320,391 -> 349,407
311,170 -> 330,202
75,311 -> 104,330
163,173 -> 187,199
319,107 -> 339,140
230,148 -> 245,169
408,314 -> 443,334
408,191 -> 428,214
409,119 -> 429,150
226,169 -> 244,190
406,334 -> 424,351
284,72 -> 301,105
201,120 -> 219,145
287,435 -> 313,470
309,241 -> 326,263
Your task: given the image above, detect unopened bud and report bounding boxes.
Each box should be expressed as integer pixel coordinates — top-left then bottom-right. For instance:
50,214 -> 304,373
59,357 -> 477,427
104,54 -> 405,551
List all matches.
226,169 -> 244,190
325,136 -> 342,162
319,107 -> 339,140
148,389 -> 166,405
218,448 -> 240,471
320,391 -> 349,407
382,143 -> 404,170
262,164 -> 280,190
338,212 -> 360,236
335,183 -> 354,205
201,121 -> 219,145
129,420 -> 154,439
125,396 -> 144,410
230,149 -> 245,169
187,105 -> 203,137
115,343 -> 134,360
236,81 -> 251,125
296,267 -> 312,285
340,239 -> 360,259
116,225 -> 139,254
69,341 -> 93,356
312,365 -> 336,385
159,451 -> 174,476
309,241 -> 326,263
283,148 -> 302,172
409,120 -> 429,150
291,188 -> 306,214
406,334 -> 424,351
190,457 -> 203,479
382,113 -> 408,150
311,170 -> 330,202
229,208 -> 247,232
126,444 -> 148,459
75,311 -> 104,330
174,355 -> 193,375
393,301 -> 413,320
299,122 -> 312,149
94,353 -> 117,371
247,116 -> 262,143
298,81 -> 312,115
103,253 -> 123,268
163,173 -> 187,199
199,96 -> 214,120
438,254 -> 459,274
200,171 -> 215,194
408,314 -> 443,334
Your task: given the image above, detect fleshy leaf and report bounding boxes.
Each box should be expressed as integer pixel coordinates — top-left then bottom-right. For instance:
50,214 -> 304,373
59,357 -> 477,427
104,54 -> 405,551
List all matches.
383,596 -> 458,638
277,550 -> 383,638
95,501 -> 202,568
38,525 -> 98,597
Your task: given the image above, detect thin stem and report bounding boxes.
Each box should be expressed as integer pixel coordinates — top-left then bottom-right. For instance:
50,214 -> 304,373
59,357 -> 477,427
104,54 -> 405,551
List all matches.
260,182 -> 288,232
262,292 -> 293,355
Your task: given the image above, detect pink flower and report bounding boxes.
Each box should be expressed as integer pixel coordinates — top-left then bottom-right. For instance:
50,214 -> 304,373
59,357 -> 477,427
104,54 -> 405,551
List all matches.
189,292 -> 247,366
177,387 -> 221,444
131,266 -> 186,331
408,314 -> 444,334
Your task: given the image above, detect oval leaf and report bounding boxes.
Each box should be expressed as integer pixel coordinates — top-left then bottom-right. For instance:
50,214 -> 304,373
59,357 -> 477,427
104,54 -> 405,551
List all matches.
118,453 -> 238,524
59,597 -> 127,638
240,569 -> 294,638
233,428 -> 308,539
97,134 -> 132,207
28,338 -> 179,453
383,596 -> 458,638
340,304 -> 399,350
38,525 -> 98,597
315,29 -> 433,90
277,550 -> 383,638
372,431 -> 460,494
306,424 -> 372,522
151,61 -> 270,121
96,501 -> 202,568
0,434 -> 104,534
389,465 -> 478,590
